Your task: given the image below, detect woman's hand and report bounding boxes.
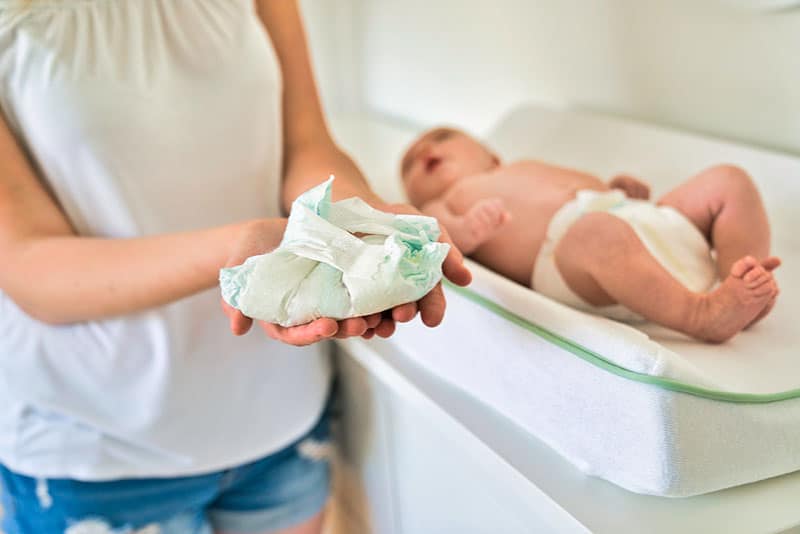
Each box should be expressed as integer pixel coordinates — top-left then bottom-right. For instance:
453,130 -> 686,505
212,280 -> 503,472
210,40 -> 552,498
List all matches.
221,218 -> 284,335
221,207 -> 472,346
609,174 -> 651,200
220,218 -> 413,346
251,1 -> 470,344
360,203 -> 472,340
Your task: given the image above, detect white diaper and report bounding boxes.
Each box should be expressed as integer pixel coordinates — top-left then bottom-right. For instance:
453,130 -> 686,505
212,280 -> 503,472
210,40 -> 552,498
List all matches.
532,189 -> 718,323
220,177 -> 449,327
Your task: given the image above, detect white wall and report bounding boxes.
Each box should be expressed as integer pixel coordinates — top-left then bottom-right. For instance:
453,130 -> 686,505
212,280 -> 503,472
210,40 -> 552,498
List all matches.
298,0 -> 363,116
302,0 -> 800,155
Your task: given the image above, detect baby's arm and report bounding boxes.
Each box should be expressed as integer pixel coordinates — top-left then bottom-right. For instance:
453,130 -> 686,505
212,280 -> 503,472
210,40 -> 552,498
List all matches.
609,174 -> 651,200
421,198 -> 511,255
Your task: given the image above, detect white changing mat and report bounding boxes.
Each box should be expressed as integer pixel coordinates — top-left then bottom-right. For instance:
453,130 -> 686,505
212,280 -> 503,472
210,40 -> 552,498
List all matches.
330,105 -> 800,497
489,106 -> 800,396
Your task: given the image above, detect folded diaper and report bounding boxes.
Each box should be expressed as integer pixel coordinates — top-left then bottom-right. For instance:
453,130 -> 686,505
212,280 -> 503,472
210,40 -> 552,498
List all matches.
220,177 -> 450,327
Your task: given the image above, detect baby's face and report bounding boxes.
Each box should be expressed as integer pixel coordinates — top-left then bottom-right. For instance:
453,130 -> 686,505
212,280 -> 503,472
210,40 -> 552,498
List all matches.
401,128 -> 498,207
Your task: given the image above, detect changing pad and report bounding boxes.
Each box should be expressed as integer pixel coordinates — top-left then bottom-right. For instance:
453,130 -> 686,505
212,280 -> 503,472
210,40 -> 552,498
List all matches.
330,104 -> 800,497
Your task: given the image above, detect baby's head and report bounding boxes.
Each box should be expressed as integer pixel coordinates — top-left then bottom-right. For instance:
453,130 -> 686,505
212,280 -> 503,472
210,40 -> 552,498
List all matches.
400,127 -> 499,207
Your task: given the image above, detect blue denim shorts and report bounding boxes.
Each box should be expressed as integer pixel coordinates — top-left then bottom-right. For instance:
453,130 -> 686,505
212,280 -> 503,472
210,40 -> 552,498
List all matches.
0,411 -> 331,534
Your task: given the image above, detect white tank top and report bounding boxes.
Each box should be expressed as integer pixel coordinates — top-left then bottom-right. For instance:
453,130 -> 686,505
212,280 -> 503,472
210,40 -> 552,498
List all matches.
0,0 -> 331,480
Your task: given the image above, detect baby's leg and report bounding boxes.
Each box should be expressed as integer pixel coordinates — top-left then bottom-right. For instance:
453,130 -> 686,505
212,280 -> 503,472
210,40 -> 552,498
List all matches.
554,212 -> 777,342
657,164 -> 772,278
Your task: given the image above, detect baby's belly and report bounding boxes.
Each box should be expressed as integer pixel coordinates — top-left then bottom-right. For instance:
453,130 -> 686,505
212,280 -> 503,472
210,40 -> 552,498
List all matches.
456,181 -> 610,286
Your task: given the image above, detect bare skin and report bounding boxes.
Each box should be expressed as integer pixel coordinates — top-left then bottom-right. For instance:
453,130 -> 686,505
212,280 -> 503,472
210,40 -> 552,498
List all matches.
0,3 -> 470,534
0,2 -> 470,342
400,128 -> 780,343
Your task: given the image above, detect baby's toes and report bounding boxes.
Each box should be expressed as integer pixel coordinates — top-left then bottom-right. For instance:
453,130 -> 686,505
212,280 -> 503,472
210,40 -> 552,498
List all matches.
761,256 -> 781,272
748,278 -> 772,292
730,256 -> 760,278
752,284 -> 774,299
744,267 -> 769,287
751,278 -> 778,299
769,279 -> 780,297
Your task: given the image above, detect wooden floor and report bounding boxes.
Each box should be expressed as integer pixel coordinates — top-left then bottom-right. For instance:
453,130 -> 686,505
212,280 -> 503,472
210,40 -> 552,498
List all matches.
323,451 -> 371,534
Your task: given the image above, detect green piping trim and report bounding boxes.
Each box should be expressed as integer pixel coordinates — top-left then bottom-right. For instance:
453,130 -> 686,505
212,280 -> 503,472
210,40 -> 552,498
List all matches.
444,281 -> 800,404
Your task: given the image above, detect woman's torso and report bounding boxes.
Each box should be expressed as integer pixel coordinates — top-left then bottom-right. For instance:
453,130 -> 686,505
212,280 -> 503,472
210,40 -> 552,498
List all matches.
0,0 -> 330,480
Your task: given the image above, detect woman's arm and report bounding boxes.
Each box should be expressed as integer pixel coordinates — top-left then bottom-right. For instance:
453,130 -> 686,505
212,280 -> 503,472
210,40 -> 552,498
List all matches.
253,1 -> 471,341
255,0 -> 379,211
0,110 -> 279,324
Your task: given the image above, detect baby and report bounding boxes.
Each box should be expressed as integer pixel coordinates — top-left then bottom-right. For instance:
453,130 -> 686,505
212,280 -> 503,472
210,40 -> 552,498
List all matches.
400,127 -> 781,343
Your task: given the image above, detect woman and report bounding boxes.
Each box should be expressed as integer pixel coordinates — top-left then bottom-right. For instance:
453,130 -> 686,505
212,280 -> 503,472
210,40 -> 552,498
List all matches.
0,1 -> 470,533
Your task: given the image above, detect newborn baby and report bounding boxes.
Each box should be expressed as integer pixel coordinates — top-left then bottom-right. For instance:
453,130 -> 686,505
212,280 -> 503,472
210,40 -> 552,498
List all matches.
400,127 -> 781,343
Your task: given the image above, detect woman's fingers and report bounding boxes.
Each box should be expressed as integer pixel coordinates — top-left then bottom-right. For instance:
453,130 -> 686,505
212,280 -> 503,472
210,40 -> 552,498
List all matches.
375,317 -> 396,338
417,283 -> 446,327
392,302 -> 418,323
437,223 -> 472,287
257,313 -> 392,345
260,318 -> 339,346
230,312 -> 253,336
335,317 -> 369,339
252,299 -> 439,345
364,313 -> 382,329
361,329 -> 376,340
381,202 -> 471,287
221,299 -> 253,336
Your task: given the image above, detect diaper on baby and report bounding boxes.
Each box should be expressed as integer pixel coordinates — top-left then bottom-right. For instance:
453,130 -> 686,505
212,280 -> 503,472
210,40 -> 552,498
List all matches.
220,177 -> 450,327
533,189 -> 717,322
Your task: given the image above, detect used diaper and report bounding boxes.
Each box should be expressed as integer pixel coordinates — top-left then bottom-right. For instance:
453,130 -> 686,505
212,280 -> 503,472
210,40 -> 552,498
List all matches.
533,189 -> 717,322
220,177 -> 450,327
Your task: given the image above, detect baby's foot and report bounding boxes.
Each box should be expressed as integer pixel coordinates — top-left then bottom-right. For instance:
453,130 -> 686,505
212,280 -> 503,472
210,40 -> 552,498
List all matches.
692,256 -> 778,343
460,198 -> 511,253
745,256 -> 781,328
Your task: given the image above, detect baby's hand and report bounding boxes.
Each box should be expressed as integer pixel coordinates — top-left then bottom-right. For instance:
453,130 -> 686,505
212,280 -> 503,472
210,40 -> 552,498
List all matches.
461,198 -> 512,253
609,174 -> 651,200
